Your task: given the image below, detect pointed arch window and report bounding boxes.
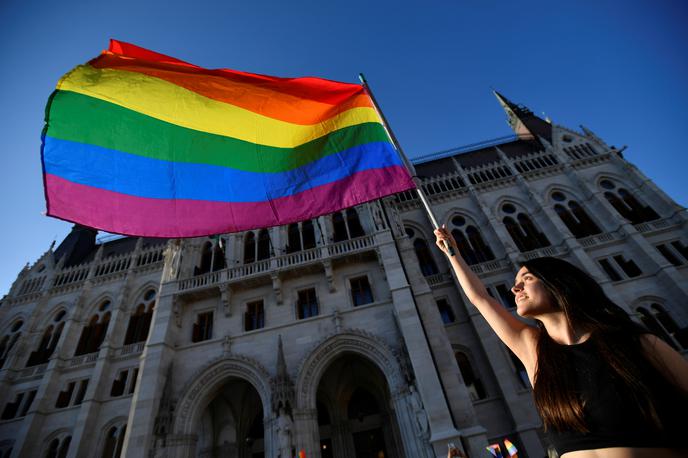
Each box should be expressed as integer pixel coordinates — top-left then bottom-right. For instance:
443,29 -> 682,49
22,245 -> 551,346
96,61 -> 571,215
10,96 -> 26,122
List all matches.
243,232 -> 256,264
286,220 -> 317,253
26,311 -> 66,367
331,208 -> 365,242
600,179 -> 659,224
501,204 -> 550,252
196,239 -> 226,275
197,241 -> 212,275
257,229 -> 271,260
551,191 -> 601,238
0,319 -> 23,369
287,224 -> 302,253
454,351 -> 486,400
101,424 -> 127,458
413,238 -> 439,276
74,308 -> 111,356
243,229 -> 272,264
450,215 -> 495,265
437,299 -> 455,324
637,304 -> 687,350
124,289 -> 156,345
45,435 -> 71,458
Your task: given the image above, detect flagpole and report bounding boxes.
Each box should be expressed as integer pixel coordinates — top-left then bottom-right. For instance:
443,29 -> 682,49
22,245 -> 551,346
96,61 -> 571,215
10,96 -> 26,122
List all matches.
359,73 -> 455,256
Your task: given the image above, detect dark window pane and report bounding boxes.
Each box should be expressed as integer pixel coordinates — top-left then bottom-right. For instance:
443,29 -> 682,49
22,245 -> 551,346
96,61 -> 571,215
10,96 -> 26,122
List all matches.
350,277 -> 373,306
598,258 -> 622,281
437,299 -> 455,324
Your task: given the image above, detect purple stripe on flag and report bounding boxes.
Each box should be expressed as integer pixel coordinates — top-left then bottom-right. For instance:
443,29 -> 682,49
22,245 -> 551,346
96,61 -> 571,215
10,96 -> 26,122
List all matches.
45,166 -> 414,238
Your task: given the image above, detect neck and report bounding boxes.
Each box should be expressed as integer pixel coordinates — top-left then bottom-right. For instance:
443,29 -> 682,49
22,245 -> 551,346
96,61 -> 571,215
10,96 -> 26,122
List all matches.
537,312 -> 590,345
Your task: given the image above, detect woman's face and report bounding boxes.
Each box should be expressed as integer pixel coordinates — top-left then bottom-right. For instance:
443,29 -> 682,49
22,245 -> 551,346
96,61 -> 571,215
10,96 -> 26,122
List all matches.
511,266 -> 555,317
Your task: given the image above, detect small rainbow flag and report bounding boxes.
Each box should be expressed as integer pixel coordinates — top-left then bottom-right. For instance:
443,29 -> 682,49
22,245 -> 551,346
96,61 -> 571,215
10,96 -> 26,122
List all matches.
41,40 -> 414,237
503,438 -> 518,457
486,444 -> 503,458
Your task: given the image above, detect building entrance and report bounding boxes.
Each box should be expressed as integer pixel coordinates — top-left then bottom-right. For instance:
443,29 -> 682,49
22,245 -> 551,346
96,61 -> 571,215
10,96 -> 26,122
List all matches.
315,354 -> 401,458
195,377 -> 264,458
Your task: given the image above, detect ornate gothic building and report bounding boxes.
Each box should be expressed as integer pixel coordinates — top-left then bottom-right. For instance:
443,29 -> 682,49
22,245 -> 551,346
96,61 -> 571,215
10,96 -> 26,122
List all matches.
1,93 -> 686,458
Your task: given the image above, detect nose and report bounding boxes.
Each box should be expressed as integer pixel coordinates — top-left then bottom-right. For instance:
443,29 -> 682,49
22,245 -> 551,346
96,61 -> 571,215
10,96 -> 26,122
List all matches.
511,281 -> 523,294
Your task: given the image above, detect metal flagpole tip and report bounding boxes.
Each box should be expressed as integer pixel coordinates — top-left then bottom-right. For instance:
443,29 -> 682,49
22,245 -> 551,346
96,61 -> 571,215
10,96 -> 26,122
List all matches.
358,73 -> 367,84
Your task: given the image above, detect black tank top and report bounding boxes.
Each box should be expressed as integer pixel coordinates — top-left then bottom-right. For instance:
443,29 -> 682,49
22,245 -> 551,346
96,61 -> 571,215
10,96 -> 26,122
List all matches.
546,338 -> 686,455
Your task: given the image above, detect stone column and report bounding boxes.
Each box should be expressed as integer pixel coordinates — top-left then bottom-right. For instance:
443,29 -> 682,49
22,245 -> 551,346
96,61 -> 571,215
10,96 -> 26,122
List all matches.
12,247 -> 103,458
68,240 -> 144,457
374,228 -> 466,453
119,281 -> 178,458
292,408 -> 320,458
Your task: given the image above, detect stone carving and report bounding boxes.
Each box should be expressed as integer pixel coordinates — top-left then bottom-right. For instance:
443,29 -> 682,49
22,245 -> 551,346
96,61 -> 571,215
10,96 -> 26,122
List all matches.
295,329 -> 406,408
408,384 -> 429,439
172,296 -> 182,328
174,355 -> 271,434
322,260 -> 335,292
154,363 -> 176,445
332,310 -> 342,333
270,272 -> 283,305
163,239 -> 182,282
271,336 -> 295,414
220,283 -> 231,316
276,406 -> 293,458
222,335 -> 232,356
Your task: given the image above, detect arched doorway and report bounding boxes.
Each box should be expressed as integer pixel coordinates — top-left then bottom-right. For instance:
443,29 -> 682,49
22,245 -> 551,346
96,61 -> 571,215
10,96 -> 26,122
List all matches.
196,378 -> 264,458
316,354 -> 402,458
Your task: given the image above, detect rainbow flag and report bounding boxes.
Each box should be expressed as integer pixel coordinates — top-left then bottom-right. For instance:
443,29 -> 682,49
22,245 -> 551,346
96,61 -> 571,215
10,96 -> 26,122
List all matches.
41,40 -> 415,237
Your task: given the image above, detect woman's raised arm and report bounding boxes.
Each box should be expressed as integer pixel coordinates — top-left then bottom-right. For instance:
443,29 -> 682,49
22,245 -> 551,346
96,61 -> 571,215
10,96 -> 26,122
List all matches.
434,226 -> 537,362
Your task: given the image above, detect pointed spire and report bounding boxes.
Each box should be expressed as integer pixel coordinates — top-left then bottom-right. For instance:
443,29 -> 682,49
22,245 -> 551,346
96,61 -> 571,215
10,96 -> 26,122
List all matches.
272,335 -> 295,415
276,334 -> 287,378
493,90 -> 552,143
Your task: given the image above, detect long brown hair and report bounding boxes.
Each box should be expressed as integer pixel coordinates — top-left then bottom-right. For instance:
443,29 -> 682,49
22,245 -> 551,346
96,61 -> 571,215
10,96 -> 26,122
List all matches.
521,257 -> 661,432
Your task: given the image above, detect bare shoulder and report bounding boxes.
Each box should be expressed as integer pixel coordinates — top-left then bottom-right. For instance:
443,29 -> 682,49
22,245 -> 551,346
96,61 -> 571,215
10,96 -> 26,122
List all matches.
640,334 -> 688,394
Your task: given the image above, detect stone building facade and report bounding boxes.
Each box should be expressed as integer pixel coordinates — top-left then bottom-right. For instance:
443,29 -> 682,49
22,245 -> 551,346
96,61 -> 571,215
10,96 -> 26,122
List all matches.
0,93 -> 686,458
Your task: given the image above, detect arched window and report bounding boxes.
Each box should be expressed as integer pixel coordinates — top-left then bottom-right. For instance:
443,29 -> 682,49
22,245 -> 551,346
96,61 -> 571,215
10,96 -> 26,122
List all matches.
101,424 -> 127,458
450,215 -> 495,265
124,289 -> 156,345
551,191 -> 601,238
287,224 -> 302,253
257,229 -> 271,260
26,311 -> 66,367
197,242 -> 212,275
287,220 -> 317,253
412,236 -> 439,276
74,310 -> 111,356
637,304 -> 687,350
243,232 -> 256,264
346,208 -> 365,238
197,239 -> 226,275
331,208 -> 365,242
0,320 -> 23,369
501,203 -> 550,252
600,179 -> 659,224
212,242 -> 226,271
332,212 -> 348,242
455,351 -> 486,400
437,299 -> 455,324
45,435 -> 71,458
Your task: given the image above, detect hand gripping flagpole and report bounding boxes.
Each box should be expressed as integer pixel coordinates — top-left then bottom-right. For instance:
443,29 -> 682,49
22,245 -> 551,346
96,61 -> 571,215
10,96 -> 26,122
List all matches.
359,73 -> 456,257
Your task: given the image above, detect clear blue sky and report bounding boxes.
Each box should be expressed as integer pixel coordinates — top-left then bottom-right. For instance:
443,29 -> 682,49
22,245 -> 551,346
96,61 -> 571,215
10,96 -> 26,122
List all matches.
1,0 -> 687,296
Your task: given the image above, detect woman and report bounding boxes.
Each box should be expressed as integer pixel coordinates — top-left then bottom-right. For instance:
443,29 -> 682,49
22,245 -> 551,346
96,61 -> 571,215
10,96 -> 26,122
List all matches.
434,226 -> 688,458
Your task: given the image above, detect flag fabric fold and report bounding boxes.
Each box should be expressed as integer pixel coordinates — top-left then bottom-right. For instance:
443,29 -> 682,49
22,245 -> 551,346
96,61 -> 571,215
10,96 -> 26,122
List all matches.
42,40 -> 415,237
